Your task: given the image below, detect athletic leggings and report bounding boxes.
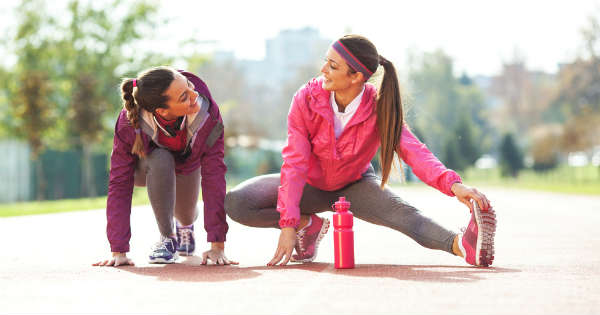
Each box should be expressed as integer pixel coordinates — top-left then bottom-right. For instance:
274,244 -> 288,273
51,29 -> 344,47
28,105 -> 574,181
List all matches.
225,165 -> 457,255
134,148 -> 200,237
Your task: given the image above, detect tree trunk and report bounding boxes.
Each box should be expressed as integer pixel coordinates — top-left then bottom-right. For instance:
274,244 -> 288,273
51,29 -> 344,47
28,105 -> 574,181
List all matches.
35,158 -> 46,201
81,145 -> 97,197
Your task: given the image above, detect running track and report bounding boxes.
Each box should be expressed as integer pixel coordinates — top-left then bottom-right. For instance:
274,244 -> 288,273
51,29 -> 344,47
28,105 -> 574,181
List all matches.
1,186 -> 599,314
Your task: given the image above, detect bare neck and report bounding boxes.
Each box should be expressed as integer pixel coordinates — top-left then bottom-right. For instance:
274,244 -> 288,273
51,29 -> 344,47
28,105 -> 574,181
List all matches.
334,83 -> 364,112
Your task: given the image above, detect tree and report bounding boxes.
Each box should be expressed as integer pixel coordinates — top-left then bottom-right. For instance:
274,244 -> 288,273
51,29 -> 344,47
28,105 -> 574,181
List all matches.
530,125 -> 561,171
550,13 -> 600,156
3,0 -> 166,199
499,133 -> 524,178
408,50 -> 460,154
54,0 -> 161,196
456,110 -> 481,166
441,113 -> 480,172
442,135 -> 464,172
5,0 -> 61,199
407,51 -> 491,157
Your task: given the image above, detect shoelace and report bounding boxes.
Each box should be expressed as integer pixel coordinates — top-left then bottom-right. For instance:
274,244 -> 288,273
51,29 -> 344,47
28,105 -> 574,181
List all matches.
296,229 -> 307,253
152,236 -> 172,251
178,228 -> 192,246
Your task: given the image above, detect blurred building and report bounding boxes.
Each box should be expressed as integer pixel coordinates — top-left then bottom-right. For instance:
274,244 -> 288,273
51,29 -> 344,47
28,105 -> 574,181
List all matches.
240,27 -> 330,90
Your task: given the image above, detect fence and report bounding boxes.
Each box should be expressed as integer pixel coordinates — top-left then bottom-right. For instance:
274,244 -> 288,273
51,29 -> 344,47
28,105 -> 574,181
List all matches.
0,140 -> 109,202
0,140 -> 31,202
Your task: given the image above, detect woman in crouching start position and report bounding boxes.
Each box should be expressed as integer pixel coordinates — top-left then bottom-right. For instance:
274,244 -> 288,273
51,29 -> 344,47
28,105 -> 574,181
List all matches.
94,66 -> 236,266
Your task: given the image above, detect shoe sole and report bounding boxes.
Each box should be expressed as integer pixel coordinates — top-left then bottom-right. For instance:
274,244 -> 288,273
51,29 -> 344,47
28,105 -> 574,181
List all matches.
292,218 -> 330,263
473,203 -> 496,267
148,252 -> 179,264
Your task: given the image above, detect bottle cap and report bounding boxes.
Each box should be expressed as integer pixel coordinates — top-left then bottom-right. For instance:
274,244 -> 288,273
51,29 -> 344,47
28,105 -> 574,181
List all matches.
334,196 -> 351,212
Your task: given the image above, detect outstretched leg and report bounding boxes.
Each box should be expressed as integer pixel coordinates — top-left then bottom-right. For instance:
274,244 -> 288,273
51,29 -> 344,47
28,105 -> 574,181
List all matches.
336,169 -> 457,255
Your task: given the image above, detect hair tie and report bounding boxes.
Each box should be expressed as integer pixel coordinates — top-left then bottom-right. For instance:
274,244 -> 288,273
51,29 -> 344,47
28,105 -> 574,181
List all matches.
132,79 -> 137,88
134,128 -> 141,134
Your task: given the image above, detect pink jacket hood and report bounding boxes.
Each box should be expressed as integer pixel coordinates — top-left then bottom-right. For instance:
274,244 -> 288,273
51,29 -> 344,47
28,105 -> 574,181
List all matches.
276,77 -> 462,228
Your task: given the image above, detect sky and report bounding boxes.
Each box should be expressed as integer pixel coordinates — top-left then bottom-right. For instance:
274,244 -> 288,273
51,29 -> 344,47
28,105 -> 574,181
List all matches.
1,0 -> 599,76
158,0 -> 600,76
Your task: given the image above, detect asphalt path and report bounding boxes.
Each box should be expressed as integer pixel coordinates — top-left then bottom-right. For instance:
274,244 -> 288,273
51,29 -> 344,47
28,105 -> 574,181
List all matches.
1,186 -> 599,314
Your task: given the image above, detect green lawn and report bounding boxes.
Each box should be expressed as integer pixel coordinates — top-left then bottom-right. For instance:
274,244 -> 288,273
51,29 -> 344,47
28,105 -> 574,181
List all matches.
461,165 -> 600,196
1,166 -> 598,218
0,187 -> 150,217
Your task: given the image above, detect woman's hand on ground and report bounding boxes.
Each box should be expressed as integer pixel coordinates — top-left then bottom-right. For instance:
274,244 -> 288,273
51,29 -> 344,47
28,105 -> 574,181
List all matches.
267,227 -> 296,266
451,182 -> 491,212
92,252 -> 134,267
201,242 -> 239,265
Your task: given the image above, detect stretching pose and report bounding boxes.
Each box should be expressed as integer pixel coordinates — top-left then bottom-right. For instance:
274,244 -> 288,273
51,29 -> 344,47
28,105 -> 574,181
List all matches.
225,35 -> 496,267
94,66 -> 236,266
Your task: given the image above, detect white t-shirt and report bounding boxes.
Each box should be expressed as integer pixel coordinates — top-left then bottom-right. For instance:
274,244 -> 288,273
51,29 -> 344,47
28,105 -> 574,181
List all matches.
330,86 -> 365,139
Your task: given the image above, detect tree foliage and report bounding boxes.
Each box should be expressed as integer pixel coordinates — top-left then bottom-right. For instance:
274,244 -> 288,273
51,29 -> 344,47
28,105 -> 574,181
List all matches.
550,13 -> 600,154
6,0 -> 60,158
408,51 -> 489,170
499,133 -> 524,177
2,0 -> 166,198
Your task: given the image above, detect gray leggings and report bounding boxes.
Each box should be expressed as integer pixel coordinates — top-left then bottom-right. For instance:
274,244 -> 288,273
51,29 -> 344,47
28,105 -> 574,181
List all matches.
134,148 -> 200,237
225,166 -> 457,254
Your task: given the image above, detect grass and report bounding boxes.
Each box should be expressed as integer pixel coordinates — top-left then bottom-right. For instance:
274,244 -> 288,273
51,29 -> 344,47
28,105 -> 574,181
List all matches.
1,166 -> 598,218
0,187 -> 150,218
461,165 -> 600,196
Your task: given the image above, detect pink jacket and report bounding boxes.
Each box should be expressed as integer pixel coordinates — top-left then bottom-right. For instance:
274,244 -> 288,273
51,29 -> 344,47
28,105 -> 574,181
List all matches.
277,77 -> 462,228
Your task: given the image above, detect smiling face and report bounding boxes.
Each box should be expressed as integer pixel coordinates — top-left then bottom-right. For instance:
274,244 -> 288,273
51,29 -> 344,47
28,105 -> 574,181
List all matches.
320,47 -> 364,92
155,72 -> 200,120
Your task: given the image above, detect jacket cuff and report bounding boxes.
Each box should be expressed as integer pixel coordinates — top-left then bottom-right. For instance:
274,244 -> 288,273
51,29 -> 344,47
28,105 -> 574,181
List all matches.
279,218 -> 299,229
207,231 -> 227,243
110,243 -> 130,253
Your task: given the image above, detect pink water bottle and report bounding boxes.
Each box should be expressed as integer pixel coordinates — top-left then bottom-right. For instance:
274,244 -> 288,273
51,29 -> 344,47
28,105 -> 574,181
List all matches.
333,197 -> 354,269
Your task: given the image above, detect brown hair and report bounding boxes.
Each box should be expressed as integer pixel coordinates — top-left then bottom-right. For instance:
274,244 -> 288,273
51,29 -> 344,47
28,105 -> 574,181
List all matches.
120,66 -> 176,158
339,35 -> 404,188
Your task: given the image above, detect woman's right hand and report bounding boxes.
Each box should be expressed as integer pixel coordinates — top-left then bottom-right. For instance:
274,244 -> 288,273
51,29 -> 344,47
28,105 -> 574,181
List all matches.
92,252 -> 135,267
267,227 -> 297,266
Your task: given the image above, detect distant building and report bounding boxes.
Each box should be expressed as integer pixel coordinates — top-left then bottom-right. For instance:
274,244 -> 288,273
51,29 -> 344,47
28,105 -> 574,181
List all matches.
240,27 -> 330,89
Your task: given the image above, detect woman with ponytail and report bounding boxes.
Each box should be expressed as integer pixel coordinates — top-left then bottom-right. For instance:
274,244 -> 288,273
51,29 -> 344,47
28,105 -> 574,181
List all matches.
226,35 -> 496,267
94,66 -> 236,266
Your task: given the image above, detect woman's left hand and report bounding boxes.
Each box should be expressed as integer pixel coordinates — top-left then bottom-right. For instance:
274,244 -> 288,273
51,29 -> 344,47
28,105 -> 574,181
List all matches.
451,182 -> 491,212
201,242 -> 239,265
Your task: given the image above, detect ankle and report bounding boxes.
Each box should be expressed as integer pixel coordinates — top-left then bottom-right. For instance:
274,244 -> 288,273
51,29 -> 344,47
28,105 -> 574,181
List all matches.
453,234 -> 464,257
297,215 -> 312,231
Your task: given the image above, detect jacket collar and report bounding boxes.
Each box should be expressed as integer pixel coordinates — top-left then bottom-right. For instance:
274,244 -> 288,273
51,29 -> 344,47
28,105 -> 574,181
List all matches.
139,95 -> 210,142
308,76 -> 377,128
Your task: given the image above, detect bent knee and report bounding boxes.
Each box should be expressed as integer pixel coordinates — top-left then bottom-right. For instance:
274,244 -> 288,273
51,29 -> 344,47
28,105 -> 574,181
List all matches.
224,190 -> 248,223
147,149 -> 175,172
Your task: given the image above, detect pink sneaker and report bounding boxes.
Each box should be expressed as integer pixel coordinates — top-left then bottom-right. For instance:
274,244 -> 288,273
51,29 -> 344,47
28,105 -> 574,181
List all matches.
291,214 -> 330,263
459,201 -> 496,267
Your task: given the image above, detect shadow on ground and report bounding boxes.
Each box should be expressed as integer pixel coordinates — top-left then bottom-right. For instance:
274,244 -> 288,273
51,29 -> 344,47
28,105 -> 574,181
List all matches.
117,257 -> 520,283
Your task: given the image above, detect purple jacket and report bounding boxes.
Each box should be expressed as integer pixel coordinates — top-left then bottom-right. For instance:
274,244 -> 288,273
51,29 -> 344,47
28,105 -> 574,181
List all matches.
106,71 -> 228,253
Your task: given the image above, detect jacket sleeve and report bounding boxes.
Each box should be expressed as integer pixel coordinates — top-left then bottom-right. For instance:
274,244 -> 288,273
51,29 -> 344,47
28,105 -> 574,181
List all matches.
106,125 -> 137,253
277,92 -> 312,228
397,125 -> 462,196
200,110 -> 229,242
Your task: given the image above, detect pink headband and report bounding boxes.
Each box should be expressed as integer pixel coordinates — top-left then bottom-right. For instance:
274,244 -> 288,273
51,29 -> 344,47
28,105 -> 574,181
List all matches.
132,79 -> 137,88
332,40 -> 374,79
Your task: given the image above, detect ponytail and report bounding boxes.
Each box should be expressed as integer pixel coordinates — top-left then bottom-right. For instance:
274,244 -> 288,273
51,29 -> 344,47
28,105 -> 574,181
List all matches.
121,78 -> 146,158
335,35 -> 405,188
376,55 -> 404,188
